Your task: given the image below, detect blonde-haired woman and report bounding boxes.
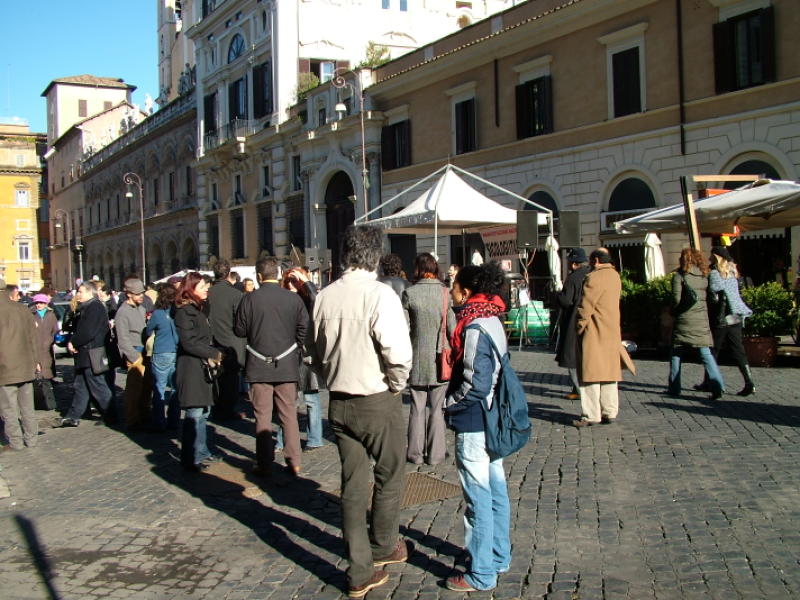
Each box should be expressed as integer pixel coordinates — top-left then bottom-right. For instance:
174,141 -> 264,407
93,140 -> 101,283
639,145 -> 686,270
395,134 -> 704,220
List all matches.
708,246 -> 755,396
667,248 -> 725,400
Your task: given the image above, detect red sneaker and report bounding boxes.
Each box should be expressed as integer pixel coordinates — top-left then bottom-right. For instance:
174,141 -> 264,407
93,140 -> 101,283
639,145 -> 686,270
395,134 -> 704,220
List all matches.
445,574 -> 480,592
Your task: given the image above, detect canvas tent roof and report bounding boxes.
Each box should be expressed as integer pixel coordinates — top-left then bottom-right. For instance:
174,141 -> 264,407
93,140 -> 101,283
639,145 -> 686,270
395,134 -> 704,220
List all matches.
614,180 -> 800,235
360,164 -> 550,235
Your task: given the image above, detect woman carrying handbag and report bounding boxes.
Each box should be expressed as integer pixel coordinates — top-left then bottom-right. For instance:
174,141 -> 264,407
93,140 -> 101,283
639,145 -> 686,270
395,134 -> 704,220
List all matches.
401,253 -> 456,466
174,273 -> 224,471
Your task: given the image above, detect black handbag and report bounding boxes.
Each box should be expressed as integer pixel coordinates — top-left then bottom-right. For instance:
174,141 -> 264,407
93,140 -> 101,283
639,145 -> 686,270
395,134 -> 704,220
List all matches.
88,345 -> 110,375
673,273 -> 698,315
33,376 -> 56,411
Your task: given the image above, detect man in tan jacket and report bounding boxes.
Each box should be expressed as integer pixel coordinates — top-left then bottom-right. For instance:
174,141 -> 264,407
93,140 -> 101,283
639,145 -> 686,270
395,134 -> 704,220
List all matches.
573,248 -> 634,427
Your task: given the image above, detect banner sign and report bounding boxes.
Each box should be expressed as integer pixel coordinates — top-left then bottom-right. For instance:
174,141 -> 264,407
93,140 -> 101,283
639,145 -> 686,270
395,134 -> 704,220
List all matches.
480,226 -> 518,266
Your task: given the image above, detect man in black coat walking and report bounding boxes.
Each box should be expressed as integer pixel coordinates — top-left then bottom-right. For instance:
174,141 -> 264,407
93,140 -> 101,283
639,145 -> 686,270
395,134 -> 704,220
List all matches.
555,248 -> 591,399
208,259 -> 246,420
234,257 -> 308,477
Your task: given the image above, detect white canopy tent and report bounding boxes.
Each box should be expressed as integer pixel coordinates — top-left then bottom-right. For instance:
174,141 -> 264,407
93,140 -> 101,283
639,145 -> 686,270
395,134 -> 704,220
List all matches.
614,180 -> 800,235
357,164 -> 560,286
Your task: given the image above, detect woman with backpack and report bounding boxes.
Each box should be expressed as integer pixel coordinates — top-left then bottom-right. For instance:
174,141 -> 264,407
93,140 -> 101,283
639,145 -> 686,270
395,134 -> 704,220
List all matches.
444,261 -> 511,593
666,247 -> 725,400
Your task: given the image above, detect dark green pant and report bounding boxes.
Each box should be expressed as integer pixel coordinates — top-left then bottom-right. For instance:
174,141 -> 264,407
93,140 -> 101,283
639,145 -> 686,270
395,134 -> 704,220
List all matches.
330,389 -> 406,587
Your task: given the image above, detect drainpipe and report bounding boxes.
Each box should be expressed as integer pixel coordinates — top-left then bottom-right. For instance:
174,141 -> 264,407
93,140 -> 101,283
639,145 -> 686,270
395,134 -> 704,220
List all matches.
676,0 -> 686,155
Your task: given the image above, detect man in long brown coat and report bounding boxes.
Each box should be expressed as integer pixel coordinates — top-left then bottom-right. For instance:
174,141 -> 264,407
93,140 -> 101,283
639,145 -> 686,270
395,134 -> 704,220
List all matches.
573,248 -> 634,427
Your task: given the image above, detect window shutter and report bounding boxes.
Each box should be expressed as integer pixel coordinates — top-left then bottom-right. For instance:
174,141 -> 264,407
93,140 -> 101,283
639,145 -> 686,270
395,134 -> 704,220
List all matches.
540,75 -> 554,134
467,98 -> 476,151
264,61 -> 273,114
515,82 -> 531,139
713,19 -> 735,94
455,101 -> 466,154
612,47 -> 641,117
253,65 -> 265,118
400,119 -> 411,167
228,82 -> 237,121
381,125 -> 396,170
204,93 -> 217,132
759,6 -> 776,83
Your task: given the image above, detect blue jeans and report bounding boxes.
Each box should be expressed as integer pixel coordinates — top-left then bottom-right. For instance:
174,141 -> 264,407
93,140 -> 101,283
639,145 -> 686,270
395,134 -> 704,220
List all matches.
276,392 -> 324,449
668,345 -> 725,395
455,431 -> 511,590
181,407 -> 211,466
151,353 -> 179,430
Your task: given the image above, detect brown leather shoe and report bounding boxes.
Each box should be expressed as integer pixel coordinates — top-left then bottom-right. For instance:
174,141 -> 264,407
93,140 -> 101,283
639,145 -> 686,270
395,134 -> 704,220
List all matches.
374,540 -> 413,567
348,569 -> 389,598
572,418 -> 597,428
566,392 -> 580,400
600,416 -> 615,424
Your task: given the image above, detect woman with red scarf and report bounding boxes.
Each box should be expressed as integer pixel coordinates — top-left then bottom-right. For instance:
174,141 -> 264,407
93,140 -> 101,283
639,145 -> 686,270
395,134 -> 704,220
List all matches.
444,262 -> 511,593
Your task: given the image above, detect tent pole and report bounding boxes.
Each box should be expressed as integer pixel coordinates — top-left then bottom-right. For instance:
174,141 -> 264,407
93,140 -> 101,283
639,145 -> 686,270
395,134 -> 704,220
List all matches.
462,229 -> 466,266
680,175 -> 701,249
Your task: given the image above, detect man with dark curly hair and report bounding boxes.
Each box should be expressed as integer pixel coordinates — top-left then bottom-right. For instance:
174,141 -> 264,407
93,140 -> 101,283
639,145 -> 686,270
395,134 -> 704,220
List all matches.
313,226 -> 413,598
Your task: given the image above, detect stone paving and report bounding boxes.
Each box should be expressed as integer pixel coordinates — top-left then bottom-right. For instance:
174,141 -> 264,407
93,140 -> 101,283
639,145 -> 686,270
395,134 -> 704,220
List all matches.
1,349 -> 799,599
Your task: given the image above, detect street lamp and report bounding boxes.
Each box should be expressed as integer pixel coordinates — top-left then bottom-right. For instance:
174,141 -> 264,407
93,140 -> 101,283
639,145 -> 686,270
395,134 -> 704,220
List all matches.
52,208 -> 72,290
123,172 -> 147,284
332,69 -> 369,217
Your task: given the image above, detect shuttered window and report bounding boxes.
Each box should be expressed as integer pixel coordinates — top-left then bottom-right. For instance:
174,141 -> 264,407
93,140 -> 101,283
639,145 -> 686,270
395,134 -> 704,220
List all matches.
252,61 -> 273,119
515,76 -> 553,140
228,77 -> 248,120
612,47 -> 641,118
204,92 -> 217,133
454,98 -> 476,155
258,202 -> 273,255
231,208 -> 245,259
381,120 -> 411,170
713,7 -> 775,94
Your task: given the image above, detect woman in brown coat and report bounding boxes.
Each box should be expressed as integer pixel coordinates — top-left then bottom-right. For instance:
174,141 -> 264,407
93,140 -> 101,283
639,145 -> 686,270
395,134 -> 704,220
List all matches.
31,293 -> 59,410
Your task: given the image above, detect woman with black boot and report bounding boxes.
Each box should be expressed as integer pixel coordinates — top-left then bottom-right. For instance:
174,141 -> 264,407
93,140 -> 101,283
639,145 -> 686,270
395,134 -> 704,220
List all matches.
708,246 -> 755,396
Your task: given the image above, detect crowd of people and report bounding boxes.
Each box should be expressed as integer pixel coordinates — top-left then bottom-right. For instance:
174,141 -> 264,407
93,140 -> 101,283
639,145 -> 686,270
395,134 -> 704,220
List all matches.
0,226 -> 763,596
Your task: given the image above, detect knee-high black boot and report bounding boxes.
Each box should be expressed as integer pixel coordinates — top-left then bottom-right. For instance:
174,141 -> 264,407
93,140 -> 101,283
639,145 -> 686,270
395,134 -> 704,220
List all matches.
737,365 -> 755,396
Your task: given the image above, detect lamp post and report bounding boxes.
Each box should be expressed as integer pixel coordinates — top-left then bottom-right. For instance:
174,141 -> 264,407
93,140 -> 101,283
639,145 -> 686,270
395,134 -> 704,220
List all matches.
52,208 -> 72,290
123,172 -> 147,284
332,69 -> 369,217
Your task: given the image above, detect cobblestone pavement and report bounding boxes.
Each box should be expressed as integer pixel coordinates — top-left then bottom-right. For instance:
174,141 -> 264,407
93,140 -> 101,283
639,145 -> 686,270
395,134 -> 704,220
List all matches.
1,350 -> 799,599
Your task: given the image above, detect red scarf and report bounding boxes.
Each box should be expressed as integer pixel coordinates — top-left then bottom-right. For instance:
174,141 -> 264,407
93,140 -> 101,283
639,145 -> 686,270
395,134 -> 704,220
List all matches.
450,293 -> 506,363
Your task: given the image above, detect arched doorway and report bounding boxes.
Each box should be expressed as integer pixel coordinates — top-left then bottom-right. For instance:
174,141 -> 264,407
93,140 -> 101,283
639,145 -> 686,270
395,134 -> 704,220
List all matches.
606,177 -> 656,283
725,159 -> 788,285
325,171 -> 355,280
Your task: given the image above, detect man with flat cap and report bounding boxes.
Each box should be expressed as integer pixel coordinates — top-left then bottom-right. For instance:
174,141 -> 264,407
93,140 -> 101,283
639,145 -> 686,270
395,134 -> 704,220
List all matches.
116,278 -> 151,429
554,248 -> 590,399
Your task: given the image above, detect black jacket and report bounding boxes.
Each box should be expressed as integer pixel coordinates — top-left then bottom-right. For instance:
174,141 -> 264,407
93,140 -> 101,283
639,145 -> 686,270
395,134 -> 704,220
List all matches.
234,282 -> 308,384
175,302 -> 220,408
208,279 -> 246,366
70,298 -> 110,370
555,265 -> 590,369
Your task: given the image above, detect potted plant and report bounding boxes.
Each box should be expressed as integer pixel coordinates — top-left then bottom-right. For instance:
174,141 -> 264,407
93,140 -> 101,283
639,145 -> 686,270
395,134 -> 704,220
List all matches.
740,282 -> 795,367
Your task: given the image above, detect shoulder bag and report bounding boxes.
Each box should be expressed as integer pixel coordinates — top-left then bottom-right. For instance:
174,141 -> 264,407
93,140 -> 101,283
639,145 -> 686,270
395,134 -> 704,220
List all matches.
437,287 -> 452,382
673,272 -> 698,315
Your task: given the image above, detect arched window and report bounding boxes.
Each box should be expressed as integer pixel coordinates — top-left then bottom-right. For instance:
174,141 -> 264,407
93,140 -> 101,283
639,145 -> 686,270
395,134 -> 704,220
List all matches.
228,34 -> 245,63
525,190 -> 559,218
724,160 -> 781,189
608,177 -> 655,212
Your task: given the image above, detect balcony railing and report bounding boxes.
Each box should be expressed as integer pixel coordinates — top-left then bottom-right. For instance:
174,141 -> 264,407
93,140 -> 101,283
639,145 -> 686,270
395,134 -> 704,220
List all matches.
203,118 -> 258,153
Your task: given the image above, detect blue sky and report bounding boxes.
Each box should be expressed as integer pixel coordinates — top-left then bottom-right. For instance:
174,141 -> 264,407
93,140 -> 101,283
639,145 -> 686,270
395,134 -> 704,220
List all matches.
0,1 -> 158,134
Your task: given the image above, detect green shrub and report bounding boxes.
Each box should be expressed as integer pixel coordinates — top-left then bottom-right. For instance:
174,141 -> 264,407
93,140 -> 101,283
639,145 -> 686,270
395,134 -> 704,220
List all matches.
620,273 -> 673,345
740,282 -> 795,337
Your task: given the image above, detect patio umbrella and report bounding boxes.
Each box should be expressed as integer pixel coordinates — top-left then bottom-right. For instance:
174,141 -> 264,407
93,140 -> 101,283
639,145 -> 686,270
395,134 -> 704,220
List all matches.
643,232 -> 666,281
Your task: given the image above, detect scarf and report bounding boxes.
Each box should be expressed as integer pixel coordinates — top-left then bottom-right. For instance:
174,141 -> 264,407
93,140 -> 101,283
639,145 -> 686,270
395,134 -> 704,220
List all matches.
450,293 -> 506,363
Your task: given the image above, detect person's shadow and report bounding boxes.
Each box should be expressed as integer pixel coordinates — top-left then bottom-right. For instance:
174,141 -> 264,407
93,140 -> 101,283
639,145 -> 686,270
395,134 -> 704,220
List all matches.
646,396 -> 800,427
124,426 -> 455,593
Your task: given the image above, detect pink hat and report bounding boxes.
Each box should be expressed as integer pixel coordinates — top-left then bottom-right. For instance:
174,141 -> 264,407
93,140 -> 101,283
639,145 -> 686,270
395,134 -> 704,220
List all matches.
32,294 -> 50,303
